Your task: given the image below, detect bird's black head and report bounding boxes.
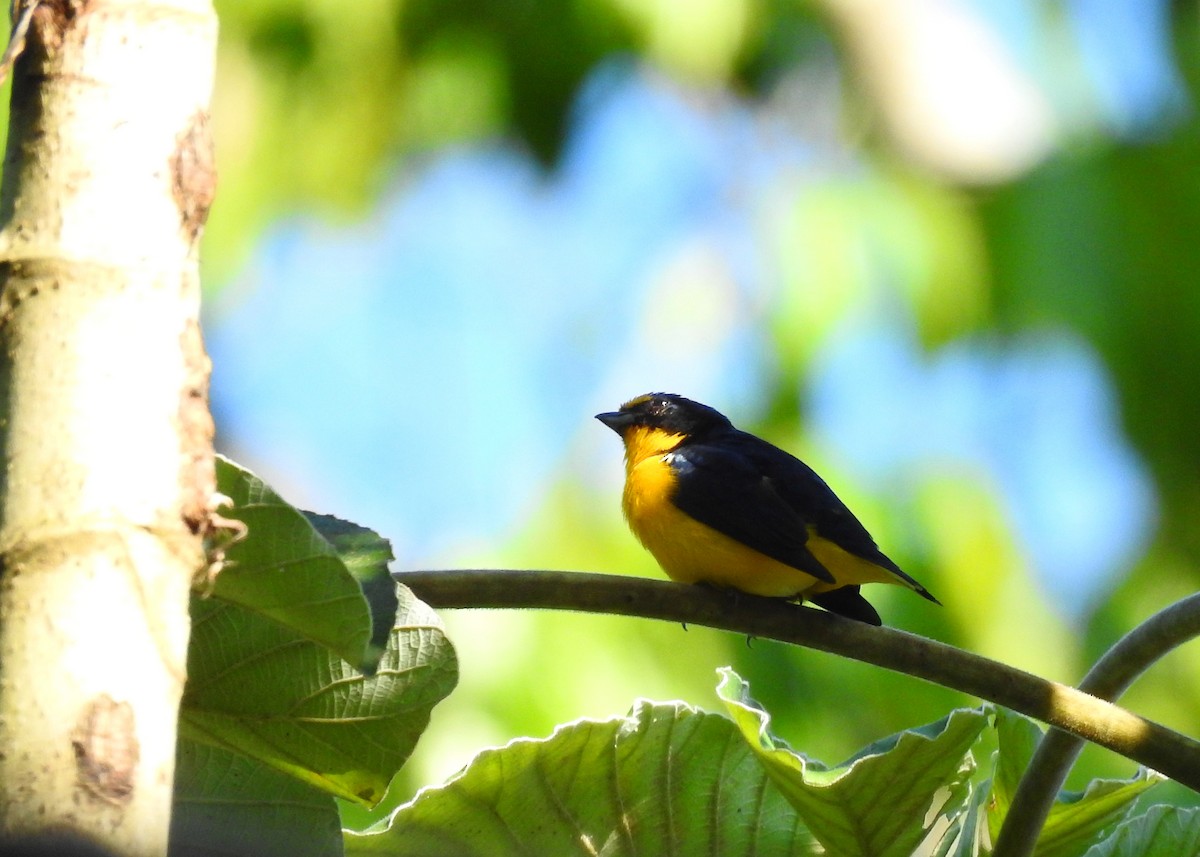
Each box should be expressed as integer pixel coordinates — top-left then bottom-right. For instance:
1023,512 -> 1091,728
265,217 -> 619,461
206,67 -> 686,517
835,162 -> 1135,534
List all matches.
595,393 -> 732,439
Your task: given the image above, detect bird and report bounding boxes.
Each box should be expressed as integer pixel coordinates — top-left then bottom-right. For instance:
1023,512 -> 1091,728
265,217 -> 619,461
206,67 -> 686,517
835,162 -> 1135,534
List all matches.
596,392 -> 938,625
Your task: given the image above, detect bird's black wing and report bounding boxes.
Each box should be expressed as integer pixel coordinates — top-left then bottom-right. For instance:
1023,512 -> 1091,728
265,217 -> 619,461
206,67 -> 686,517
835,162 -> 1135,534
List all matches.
736,432 -> 937,600
667,441 -> 835,584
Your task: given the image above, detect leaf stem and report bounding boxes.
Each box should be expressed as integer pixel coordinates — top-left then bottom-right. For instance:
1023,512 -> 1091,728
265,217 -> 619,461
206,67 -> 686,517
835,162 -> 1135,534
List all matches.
392,569 -> 1200,793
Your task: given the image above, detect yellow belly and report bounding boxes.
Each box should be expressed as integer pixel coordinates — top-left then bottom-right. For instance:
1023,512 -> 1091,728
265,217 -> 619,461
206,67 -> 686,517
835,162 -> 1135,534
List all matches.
622,455 -> 825,598
622,452 -> 907,598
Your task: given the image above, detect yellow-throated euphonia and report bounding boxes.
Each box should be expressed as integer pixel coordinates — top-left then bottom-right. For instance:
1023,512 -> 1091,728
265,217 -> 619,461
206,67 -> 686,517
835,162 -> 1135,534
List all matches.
597,392 -> 938,625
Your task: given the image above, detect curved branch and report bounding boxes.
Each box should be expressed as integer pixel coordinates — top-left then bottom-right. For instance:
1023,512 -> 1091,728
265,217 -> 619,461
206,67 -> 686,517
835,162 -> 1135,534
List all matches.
992,593 -> 1200,857
392,569 -> 1200,792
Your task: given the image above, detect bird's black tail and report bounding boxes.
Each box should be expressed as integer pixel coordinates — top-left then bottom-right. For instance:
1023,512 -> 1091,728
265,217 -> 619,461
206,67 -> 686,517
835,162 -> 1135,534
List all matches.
808,586 -> 882,626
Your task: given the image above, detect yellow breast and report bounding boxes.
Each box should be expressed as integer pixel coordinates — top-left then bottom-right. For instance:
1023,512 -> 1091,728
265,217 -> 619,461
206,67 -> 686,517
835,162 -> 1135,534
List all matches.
620,445 -> 826,599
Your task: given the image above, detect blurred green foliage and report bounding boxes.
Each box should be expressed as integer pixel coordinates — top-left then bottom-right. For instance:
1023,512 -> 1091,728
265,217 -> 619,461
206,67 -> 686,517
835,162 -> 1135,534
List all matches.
195,0 -> 1200,824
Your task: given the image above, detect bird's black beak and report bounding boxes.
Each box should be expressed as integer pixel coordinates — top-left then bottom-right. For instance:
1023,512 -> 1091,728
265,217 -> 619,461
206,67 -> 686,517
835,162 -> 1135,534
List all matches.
596,411 -> 633,434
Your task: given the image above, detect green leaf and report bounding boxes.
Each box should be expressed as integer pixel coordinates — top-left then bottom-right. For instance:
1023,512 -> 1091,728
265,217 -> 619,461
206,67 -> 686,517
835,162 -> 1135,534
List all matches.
930,780 -> 991,857
305,511 -> 399,669
213,456 -> 375,672
718,667 -> 987,857
987,705 -> 1048,840
1035,772 -> 1162,857
346,700 -> 818,856
170,739 -> 342,857
987,708 -> 1161,857
1083,806 -> 1200,857
182,582 -> 458,807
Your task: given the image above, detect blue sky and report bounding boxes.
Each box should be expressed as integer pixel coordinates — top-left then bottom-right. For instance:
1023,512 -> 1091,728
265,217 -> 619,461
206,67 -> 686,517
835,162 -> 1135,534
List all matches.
208,2 -> 1173,614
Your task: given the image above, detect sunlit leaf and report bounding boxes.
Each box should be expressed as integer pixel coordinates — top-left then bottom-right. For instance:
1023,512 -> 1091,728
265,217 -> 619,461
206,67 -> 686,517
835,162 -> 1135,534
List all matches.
987,707 -> 1160,857
929,777 -> 991,857
988,704 -> 1046,834
1035,770 -> 1162,857
182,585 -> 457,807
718,667 -> 986,857
346,700 -> 818,856
1083,806 -> 1200,857
213,456 -> 375,672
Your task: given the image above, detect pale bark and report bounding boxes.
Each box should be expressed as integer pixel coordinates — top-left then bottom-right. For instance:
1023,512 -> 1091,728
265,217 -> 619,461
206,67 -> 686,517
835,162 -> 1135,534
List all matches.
0,1 -> 218,853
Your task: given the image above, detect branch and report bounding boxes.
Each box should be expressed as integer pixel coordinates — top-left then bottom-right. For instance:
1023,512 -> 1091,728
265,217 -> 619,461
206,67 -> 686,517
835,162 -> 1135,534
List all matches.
992,593 -> 1200,857
392,569 -> 1200,792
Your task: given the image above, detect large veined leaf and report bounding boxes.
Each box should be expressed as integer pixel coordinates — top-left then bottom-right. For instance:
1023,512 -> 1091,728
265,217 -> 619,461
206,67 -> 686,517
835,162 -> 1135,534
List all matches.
1083,806 -> 1200,857
170,740 -> 342,857
930,774 -> 992,857
182,583 -> 457,806
987,707 -> 1160,857
1035,774 -> 1163,857
211,456 -> 376,672
988,703 -> 1045,829
346,700 -> 819,856
718,667 -> 987,857
183,458 -> 458,807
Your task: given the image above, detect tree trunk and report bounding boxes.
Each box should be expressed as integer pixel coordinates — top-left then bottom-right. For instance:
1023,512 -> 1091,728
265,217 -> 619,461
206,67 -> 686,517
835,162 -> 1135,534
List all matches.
0,1 -> 218,853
